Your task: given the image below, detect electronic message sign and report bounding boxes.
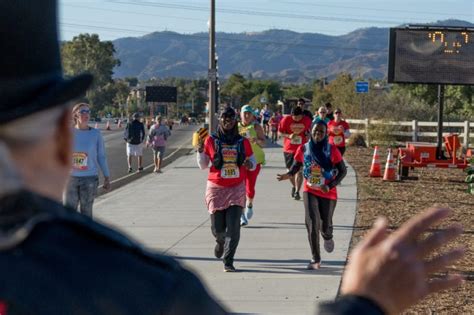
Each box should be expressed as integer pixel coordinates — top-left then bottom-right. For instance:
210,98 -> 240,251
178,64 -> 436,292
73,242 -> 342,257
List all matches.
388,27 -> 474,85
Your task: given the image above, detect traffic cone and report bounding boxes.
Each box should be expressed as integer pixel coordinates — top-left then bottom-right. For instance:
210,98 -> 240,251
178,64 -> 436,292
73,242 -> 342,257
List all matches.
106,120 -> 111,131
383,148 -> 397,181
369,146 -> 382,177
94,122 -> 98,129
117,119 -> 122,128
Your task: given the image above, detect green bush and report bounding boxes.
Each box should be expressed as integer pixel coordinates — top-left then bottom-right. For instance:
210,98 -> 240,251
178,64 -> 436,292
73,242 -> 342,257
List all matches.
367,120 -> 399,147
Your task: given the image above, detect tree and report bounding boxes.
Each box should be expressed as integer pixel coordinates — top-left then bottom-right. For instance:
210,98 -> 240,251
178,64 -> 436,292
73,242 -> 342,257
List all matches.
61,33 -> 120,91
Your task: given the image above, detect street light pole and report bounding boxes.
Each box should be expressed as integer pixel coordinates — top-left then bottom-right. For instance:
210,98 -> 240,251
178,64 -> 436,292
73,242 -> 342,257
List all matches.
208,0 -> 216,132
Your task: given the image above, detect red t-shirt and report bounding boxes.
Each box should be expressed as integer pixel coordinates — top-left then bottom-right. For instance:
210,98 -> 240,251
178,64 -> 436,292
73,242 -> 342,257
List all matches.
278,115 -> 312,153
294,144 -> 343,200
328,120 -> 350,148
204,136 -> 253,187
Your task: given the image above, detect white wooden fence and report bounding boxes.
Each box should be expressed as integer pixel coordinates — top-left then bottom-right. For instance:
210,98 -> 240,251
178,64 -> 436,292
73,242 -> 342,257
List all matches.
346,119 -> 473,148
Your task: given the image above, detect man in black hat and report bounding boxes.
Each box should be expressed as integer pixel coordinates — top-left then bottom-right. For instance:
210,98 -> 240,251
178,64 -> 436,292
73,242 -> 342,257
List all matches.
0,1 -> 225,314
0,1 -> 464,314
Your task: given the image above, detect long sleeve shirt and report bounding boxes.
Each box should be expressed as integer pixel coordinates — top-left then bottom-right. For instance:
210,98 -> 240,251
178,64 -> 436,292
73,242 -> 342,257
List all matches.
71,127 -> 110,178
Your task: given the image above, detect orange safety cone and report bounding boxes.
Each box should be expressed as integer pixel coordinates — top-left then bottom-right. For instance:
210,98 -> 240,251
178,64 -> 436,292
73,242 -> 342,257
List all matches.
369,146 -> 382,177
106,120 -> 111,131
383,148 -> 397,181
94,122 -> 98,129
117,119 -> 122,128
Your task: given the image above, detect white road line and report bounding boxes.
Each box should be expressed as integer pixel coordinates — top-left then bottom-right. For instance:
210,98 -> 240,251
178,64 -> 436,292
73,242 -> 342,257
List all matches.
98,139 -> 193,188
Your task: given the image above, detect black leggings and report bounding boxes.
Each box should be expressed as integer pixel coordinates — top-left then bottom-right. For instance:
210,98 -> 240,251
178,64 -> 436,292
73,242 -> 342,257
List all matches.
210,205 -> 243,266
337,146 -> 346,156
303,192 -> 337,263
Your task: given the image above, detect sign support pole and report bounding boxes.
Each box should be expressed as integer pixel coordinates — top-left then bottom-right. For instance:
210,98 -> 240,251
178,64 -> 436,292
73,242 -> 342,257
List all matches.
208,0 -> 216,132
436,84 -> 445,159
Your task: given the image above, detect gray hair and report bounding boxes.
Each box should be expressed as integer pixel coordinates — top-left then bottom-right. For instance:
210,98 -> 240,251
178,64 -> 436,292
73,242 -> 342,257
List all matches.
0,105 -> 70,198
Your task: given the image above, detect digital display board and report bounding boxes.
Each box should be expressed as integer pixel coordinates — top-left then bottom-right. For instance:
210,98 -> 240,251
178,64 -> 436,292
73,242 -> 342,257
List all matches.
145,86 -> 177,102
388,27 -> 474,85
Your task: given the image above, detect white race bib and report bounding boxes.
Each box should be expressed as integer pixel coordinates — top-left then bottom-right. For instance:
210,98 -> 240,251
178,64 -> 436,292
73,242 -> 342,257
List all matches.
72,152 -> 88,170
333,136 -> 343,145
221,164 -> 240,179
290,135 -> 302,145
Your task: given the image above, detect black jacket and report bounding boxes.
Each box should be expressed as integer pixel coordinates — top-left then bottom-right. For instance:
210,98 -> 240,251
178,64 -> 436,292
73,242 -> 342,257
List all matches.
124,120 -> 145,144
0,190 -> 226,315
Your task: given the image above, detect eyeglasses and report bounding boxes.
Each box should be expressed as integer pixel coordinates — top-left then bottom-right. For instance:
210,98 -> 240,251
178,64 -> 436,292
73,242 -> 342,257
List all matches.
335,112 -> 341,114
319,111 -> 327,114
79,109 -> 90,114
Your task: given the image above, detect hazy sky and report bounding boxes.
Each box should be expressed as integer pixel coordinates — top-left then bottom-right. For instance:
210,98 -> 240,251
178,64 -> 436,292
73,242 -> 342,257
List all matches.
60,0 -> 474,40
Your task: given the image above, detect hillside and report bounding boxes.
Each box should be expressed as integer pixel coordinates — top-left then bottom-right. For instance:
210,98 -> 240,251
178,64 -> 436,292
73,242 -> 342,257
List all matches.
112,20 -> 474,82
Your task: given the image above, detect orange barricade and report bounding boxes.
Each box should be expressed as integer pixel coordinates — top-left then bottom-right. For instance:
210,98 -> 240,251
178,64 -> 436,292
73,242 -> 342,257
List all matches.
106,121 -> 111,130
369,146 -> 382,177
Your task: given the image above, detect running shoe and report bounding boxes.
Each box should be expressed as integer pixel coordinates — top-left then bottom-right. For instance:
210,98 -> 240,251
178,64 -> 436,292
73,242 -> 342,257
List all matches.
128,168 -> 133,173
224,264 -> 236,272
307,260 -> 321,270
138,167 -> 144,172
291,187 -> 296,198
324,239 -> 334,253
214,242 -> 224,258
240,214 -> 248,226
245,205 -> 253,220
294,192 -> 301,200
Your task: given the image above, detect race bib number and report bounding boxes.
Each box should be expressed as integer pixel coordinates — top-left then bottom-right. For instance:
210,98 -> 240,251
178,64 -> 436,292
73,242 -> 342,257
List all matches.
72,152 -> 88,170
308,165 -> 324,188
333,135 -> 343,145
221,164 -> 240,179
290,135 -> 302,145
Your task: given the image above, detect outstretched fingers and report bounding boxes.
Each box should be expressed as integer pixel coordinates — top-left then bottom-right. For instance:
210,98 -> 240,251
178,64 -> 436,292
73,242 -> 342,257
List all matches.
427,274 -> 465,295
394,207 -> 452,242
424,247 -> 466,274
417,224 -> 463,258
359,216 -> 389,249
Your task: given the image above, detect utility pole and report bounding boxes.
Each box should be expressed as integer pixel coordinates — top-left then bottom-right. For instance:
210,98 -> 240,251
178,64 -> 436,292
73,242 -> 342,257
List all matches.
208,0 -> 217,132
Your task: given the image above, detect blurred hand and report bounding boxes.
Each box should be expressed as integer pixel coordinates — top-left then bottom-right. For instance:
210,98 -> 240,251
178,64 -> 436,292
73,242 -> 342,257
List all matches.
243,159 -> 253,170
103,178 -> 111,191
277,173 -> 291,181
197,138 -> 205,153
340,207 -> 465,314
319,184 -> 329,193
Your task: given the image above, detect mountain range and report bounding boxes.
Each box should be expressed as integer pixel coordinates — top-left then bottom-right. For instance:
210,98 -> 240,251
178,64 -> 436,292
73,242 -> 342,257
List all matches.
112,20 -> 474,82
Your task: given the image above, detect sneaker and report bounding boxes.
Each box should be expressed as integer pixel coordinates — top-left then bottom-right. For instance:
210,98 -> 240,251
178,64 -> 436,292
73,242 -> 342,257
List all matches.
153,167 -> 158,173
240,214 -> 248,226
324,239 -> 334,253
245,205 -> 253,220
294,192 -> 301,200
128,168 -> 133,173
307,260 -> 321,270
138,167 -> 144,172
214,242 -> 224,258
291,187 -> 296,198
224,264 -> 236,272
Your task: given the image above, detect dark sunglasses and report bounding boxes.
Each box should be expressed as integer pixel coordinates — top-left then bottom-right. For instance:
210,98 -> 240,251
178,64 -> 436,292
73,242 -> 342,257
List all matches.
335,111 -> 341,114
79,109 -> 90,114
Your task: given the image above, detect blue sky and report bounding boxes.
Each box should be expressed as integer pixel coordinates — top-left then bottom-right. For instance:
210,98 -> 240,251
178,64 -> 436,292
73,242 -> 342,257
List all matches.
60,0 -> 474,40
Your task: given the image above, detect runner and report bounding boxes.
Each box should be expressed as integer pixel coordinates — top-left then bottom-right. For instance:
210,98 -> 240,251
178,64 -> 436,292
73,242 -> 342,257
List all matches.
260,104 -> 271,137
238,105 -> 266,226
147,115 -> 171,173
278,106 -> 312,200
197,107 -> 256,272
268,112 -> 280,144
327,108 -> 351,156
277,120 -> 347,269
64,103 -> 111,218
124,112 -> 146,172
313,106 -> 330,124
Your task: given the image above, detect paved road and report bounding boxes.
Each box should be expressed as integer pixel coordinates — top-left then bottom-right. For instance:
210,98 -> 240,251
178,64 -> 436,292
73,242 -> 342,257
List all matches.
94,123 -> 199,193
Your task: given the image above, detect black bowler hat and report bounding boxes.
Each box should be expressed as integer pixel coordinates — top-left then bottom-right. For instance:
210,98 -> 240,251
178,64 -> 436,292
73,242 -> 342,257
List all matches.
0,0 -> 93,124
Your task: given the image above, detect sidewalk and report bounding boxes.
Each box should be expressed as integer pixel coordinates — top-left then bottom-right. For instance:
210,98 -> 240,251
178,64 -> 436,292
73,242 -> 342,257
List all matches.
94,144 -> 357,315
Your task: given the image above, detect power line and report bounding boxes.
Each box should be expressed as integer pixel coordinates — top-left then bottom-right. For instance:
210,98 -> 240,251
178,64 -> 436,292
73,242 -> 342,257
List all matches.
106,0 -> 408,26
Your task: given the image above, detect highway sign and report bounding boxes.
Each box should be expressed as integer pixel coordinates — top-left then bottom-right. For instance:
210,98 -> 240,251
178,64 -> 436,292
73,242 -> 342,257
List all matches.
355,81 -> 369,93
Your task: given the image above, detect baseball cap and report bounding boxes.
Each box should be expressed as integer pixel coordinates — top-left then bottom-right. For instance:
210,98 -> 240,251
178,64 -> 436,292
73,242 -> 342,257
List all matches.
241,105 -> 253,113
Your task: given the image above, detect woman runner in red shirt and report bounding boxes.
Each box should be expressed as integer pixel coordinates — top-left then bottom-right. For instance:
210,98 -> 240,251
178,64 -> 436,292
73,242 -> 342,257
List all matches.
197,107 -> 256,272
